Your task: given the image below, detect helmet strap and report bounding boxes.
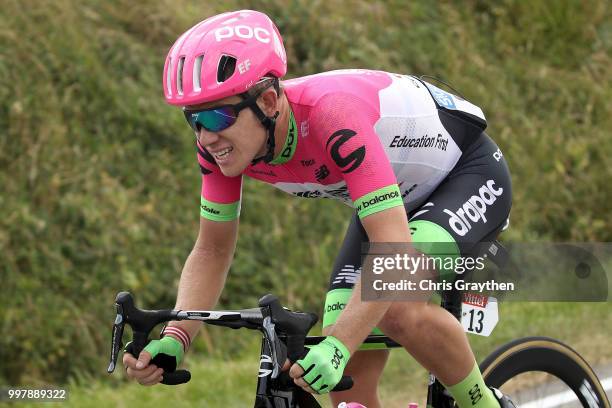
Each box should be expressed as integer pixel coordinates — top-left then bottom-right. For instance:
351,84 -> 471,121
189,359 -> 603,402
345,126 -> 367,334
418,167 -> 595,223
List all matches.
248,103 -> 279,165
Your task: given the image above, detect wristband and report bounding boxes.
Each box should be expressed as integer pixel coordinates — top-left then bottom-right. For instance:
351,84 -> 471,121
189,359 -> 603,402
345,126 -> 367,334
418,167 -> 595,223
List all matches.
162,326 -> 192,352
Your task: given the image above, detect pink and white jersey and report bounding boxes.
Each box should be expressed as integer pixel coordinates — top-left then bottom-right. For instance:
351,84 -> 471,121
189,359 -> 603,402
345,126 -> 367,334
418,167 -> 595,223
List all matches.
197,70 -> 486,221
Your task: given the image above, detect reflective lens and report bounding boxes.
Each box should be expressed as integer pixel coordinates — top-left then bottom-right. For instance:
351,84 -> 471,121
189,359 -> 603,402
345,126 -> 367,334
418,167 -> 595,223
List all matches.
184,106 -> 237,132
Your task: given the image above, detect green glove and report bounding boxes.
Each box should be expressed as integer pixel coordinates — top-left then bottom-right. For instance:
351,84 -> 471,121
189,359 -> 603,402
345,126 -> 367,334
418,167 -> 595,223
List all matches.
143,336 -> 184,368
296,336 -> 350,394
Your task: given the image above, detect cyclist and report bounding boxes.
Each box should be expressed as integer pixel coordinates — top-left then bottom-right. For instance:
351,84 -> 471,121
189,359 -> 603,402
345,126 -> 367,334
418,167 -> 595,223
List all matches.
123,10 -> 515,408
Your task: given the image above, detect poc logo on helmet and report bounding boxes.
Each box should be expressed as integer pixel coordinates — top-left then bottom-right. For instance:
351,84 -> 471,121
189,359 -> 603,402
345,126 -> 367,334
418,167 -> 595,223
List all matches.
443,179 -> 503,237
214,25 -> 271,43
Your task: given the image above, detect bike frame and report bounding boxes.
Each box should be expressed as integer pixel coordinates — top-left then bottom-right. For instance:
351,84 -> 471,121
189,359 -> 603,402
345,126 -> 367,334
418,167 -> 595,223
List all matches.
252,287 -> 463,408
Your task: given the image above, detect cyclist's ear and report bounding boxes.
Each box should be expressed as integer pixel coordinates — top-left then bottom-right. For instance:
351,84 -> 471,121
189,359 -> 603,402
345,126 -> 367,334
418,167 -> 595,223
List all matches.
257,87 -> 279,117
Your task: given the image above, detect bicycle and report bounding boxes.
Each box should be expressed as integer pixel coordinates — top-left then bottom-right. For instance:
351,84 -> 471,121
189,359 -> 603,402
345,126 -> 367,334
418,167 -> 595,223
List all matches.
107,286 -> 610,408
107,239 -> 610,408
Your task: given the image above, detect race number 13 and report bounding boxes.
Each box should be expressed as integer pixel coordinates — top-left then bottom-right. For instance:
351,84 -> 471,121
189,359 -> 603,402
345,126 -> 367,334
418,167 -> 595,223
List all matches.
461,294 -> 499,337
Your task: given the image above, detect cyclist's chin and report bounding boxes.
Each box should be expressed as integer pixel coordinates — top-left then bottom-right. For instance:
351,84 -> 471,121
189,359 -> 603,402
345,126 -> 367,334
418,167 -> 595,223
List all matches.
218,158 -> 249,178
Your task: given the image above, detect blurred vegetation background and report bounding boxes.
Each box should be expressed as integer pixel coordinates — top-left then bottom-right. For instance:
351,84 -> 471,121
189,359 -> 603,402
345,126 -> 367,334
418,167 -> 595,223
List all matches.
0,0 -> 610,390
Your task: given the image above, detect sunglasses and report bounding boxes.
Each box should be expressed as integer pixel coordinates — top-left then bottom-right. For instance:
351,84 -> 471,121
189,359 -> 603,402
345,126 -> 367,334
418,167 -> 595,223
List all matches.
183,79 -> 275,133
183,98 -> 253,133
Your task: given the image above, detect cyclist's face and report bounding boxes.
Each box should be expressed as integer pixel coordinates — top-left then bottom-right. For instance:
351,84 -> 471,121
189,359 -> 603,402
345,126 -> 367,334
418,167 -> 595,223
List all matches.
188,96 -> 267,177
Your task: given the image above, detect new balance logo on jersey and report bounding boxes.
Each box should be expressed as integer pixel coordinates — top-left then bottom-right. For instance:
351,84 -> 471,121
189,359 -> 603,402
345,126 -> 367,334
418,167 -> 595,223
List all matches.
390,134 -> 448,151
333,265 -> 361,285
315,164 -> 330,181
443,180 -> 503,237
355,191 -> 400,213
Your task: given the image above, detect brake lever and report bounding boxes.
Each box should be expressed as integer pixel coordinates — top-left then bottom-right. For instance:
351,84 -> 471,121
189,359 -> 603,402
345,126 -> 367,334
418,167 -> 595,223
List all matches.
261,313 -> 287,379
107,291 -> 191,385
107,302 -> 125,373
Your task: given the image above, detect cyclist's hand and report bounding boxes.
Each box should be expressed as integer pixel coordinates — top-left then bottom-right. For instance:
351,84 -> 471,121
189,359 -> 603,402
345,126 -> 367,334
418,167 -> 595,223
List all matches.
289,336 -> 350,394
122,336 -> 184,386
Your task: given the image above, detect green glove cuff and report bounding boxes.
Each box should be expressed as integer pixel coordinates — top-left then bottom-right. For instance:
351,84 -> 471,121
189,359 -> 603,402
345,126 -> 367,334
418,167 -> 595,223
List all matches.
143,336 -> 184,366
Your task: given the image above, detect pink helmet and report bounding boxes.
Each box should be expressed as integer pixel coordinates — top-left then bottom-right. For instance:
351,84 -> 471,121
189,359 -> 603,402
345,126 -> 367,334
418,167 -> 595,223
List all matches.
163,10 -> 287,106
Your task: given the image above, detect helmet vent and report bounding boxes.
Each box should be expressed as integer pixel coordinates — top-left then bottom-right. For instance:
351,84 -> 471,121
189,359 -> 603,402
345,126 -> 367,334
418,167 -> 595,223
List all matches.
193,54 -> 204,92
166,57 -> 172,96
177,56 -> 186,95
217,55 -> 236,83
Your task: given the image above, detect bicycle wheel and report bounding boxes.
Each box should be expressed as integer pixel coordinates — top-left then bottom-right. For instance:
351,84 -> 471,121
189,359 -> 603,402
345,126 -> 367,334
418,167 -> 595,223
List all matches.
480,337 -> 610,408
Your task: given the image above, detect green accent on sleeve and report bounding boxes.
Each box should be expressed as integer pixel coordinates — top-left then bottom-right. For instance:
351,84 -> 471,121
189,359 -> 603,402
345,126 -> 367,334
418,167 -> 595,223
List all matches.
200,196 -> 240,221
323,289 -> 353,328
354,184 -> 404,218
409,220 -> 460,282
323,289 -> 386,349
269,110 -> 298,165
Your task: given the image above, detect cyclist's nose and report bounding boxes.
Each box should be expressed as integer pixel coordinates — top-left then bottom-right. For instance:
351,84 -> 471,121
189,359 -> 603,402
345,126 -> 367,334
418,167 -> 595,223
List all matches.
197,128 -> 219,146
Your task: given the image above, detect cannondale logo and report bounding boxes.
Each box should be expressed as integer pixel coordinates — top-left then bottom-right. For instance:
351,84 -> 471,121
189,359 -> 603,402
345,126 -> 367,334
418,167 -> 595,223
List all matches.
326,129 -> 366,174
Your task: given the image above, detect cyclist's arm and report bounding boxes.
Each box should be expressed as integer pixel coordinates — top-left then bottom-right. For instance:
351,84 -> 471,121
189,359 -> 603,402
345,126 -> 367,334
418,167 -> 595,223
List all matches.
310,92 -> 411,354
326,206 -> 412,353
165,217 -> 239,343
164,141 -> 243,344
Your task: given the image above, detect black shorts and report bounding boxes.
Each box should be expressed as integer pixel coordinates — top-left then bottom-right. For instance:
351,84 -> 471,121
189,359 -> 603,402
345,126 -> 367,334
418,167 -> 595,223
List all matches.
322,132 -> 512,334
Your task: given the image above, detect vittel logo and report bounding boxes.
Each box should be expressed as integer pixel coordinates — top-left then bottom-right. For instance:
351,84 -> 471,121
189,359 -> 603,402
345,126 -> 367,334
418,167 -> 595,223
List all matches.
214,25 -> 271,43
443,180 -> 503,236
333,264 -> 360,285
